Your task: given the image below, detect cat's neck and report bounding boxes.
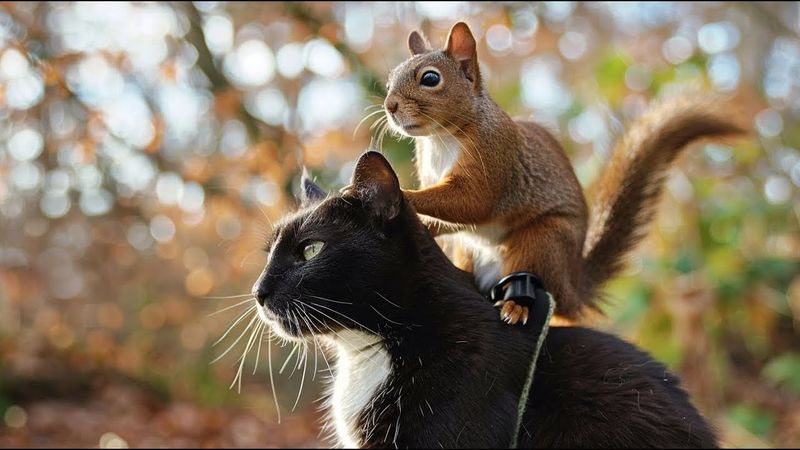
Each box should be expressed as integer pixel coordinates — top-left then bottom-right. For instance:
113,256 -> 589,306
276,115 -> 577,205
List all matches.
328,222 -> 532,448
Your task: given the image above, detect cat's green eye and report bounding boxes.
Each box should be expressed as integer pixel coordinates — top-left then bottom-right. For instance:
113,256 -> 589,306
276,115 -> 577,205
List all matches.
302,241 -> 325,261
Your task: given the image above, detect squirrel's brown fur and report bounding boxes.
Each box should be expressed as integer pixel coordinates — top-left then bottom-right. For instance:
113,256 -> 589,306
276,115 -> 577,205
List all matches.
383,22 -> 745,322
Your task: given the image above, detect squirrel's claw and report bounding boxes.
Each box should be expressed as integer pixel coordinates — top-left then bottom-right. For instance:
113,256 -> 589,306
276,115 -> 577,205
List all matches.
495,300 -> 530,326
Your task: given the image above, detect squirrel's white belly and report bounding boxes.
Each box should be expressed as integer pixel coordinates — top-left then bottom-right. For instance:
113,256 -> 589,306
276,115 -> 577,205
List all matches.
417,134 -> 505,292
417,135 -> 461,187
458,224 -> 507,293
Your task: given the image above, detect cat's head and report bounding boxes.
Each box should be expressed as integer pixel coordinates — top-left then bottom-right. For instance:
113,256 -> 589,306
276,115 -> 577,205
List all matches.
251,152 -> 422,342
384,22 -> 483,138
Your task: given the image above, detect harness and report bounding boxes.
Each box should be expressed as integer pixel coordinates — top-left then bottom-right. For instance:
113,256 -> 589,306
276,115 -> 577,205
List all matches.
490,273 -> 556,449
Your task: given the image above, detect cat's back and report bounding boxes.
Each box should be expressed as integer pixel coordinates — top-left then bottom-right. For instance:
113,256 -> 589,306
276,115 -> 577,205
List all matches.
520,326 -> 718,448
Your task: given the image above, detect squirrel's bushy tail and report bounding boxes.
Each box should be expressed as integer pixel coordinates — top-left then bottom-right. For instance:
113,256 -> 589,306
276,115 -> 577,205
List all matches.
580,96 -> 746,304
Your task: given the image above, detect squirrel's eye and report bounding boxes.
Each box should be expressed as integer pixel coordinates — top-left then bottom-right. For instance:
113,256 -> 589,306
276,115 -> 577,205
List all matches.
420,71 -> 440,87
302,241 -> 325,261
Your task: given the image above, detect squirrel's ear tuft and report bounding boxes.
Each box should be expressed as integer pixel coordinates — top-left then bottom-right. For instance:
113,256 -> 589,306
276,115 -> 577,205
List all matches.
408,30 -> 430,56
444,22 -> 480,86
349,151 -> 401,221
300,167 -> 327,207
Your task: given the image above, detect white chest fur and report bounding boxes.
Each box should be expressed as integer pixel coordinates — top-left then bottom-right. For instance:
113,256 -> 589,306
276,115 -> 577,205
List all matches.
457,224 -> 507,293
416,135 -> 505,293
327,330 -> 392,448
416,135 -> 462,187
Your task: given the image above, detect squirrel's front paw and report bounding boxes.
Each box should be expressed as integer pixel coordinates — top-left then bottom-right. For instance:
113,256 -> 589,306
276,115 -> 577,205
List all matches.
493,300 -> 529,325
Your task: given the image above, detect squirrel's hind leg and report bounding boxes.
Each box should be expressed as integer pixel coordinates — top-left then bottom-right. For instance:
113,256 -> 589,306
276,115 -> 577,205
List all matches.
500,216 -> 584,323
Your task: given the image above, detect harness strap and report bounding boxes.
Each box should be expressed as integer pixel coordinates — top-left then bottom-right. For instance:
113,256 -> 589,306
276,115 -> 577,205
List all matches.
490,273 -> 556,449
511,291 -> 553,448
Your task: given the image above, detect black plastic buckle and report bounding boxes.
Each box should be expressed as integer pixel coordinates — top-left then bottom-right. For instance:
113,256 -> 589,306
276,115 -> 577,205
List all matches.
490,272 -> 544,304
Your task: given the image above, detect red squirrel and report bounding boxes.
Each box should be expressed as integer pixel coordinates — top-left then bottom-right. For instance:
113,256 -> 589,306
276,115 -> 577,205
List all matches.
382,22 -> 744,324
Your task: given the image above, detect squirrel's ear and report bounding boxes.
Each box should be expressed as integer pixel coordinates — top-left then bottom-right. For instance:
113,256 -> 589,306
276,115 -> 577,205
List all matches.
300,167 -> 327,207
408,30 -> 430,55
349,151 -> 401,221
444,22 -> 481,86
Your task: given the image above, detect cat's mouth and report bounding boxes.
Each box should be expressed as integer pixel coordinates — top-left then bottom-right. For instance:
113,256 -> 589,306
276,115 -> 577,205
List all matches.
256,305 -> 307,341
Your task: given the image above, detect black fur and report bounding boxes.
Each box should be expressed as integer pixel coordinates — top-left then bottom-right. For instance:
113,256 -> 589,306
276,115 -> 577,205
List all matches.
253,152 -> 717,448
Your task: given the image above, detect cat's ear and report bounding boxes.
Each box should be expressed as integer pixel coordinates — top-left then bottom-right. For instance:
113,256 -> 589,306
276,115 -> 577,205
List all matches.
300,167 -> 327,207
444,22 -> 481,87
350,151 -> 401,221
408,30 -> 430,55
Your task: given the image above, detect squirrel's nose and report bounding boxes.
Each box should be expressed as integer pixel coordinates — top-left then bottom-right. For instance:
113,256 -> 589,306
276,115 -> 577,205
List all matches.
385,99 -> 399,114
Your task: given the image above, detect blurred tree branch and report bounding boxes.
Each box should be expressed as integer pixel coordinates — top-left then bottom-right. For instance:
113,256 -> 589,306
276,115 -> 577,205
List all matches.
178,2 -> 272,141
735,2 -> 799,38
282,1 -> 387,99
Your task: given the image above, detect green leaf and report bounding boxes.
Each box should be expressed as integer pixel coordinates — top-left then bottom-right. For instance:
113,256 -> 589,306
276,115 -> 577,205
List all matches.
728,402 -> 776,437
762,353 -> 800,394
594,51 -> 629,105
607,281 -> 651,325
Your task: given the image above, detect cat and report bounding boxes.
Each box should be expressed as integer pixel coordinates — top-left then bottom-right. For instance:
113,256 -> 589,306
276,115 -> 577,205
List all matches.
250,151 -> 718,448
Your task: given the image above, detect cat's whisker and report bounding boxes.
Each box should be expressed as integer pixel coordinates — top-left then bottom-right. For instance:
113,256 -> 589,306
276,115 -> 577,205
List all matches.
289,311 -> 306,373
301,303 -> 358,341
230,320 -> 263,392
369,305 -> 404,326
279,340 -> 299,375
307,294 -> 353,305
373,291 -> 402,309
312,344 -> 319,381
301,300 -> 380,337
253,321 -> 264,375
212,305 -> 257,347
300,309 -> 334,376
295,307 -> 320,381
207,298 -> 254,318
301,303 -> 385,361
202,293 -> 255,300
267,331 -> 281,424
234,319 -> 262,366
292,338 -> 309,412
211,312 -> 259,364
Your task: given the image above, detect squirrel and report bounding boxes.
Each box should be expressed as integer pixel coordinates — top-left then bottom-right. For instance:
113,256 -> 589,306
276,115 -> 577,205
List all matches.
382,21 -> 744,324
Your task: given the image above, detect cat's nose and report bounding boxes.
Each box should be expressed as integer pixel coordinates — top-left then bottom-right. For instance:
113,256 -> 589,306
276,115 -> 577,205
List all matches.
385,99 -> 399,114
252,283 -> 269,306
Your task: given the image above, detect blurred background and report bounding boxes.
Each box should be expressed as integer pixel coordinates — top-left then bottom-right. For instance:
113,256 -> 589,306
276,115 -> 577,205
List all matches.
0,1 -> 798,448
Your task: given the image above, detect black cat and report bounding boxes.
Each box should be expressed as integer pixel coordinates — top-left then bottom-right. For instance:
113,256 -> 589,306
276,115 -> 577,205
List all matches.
251,151 -> 718,448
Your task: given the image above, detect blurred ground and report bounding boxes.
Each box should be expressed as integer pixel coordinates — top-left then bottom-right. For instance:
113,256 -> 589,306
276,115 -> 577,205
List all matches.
0,340 -> 326,448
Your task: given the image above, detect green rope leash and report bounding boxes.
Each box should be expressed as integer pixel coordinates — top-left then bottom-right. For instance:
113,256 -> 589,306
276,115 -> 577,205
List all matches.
509,293 -> 555,449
